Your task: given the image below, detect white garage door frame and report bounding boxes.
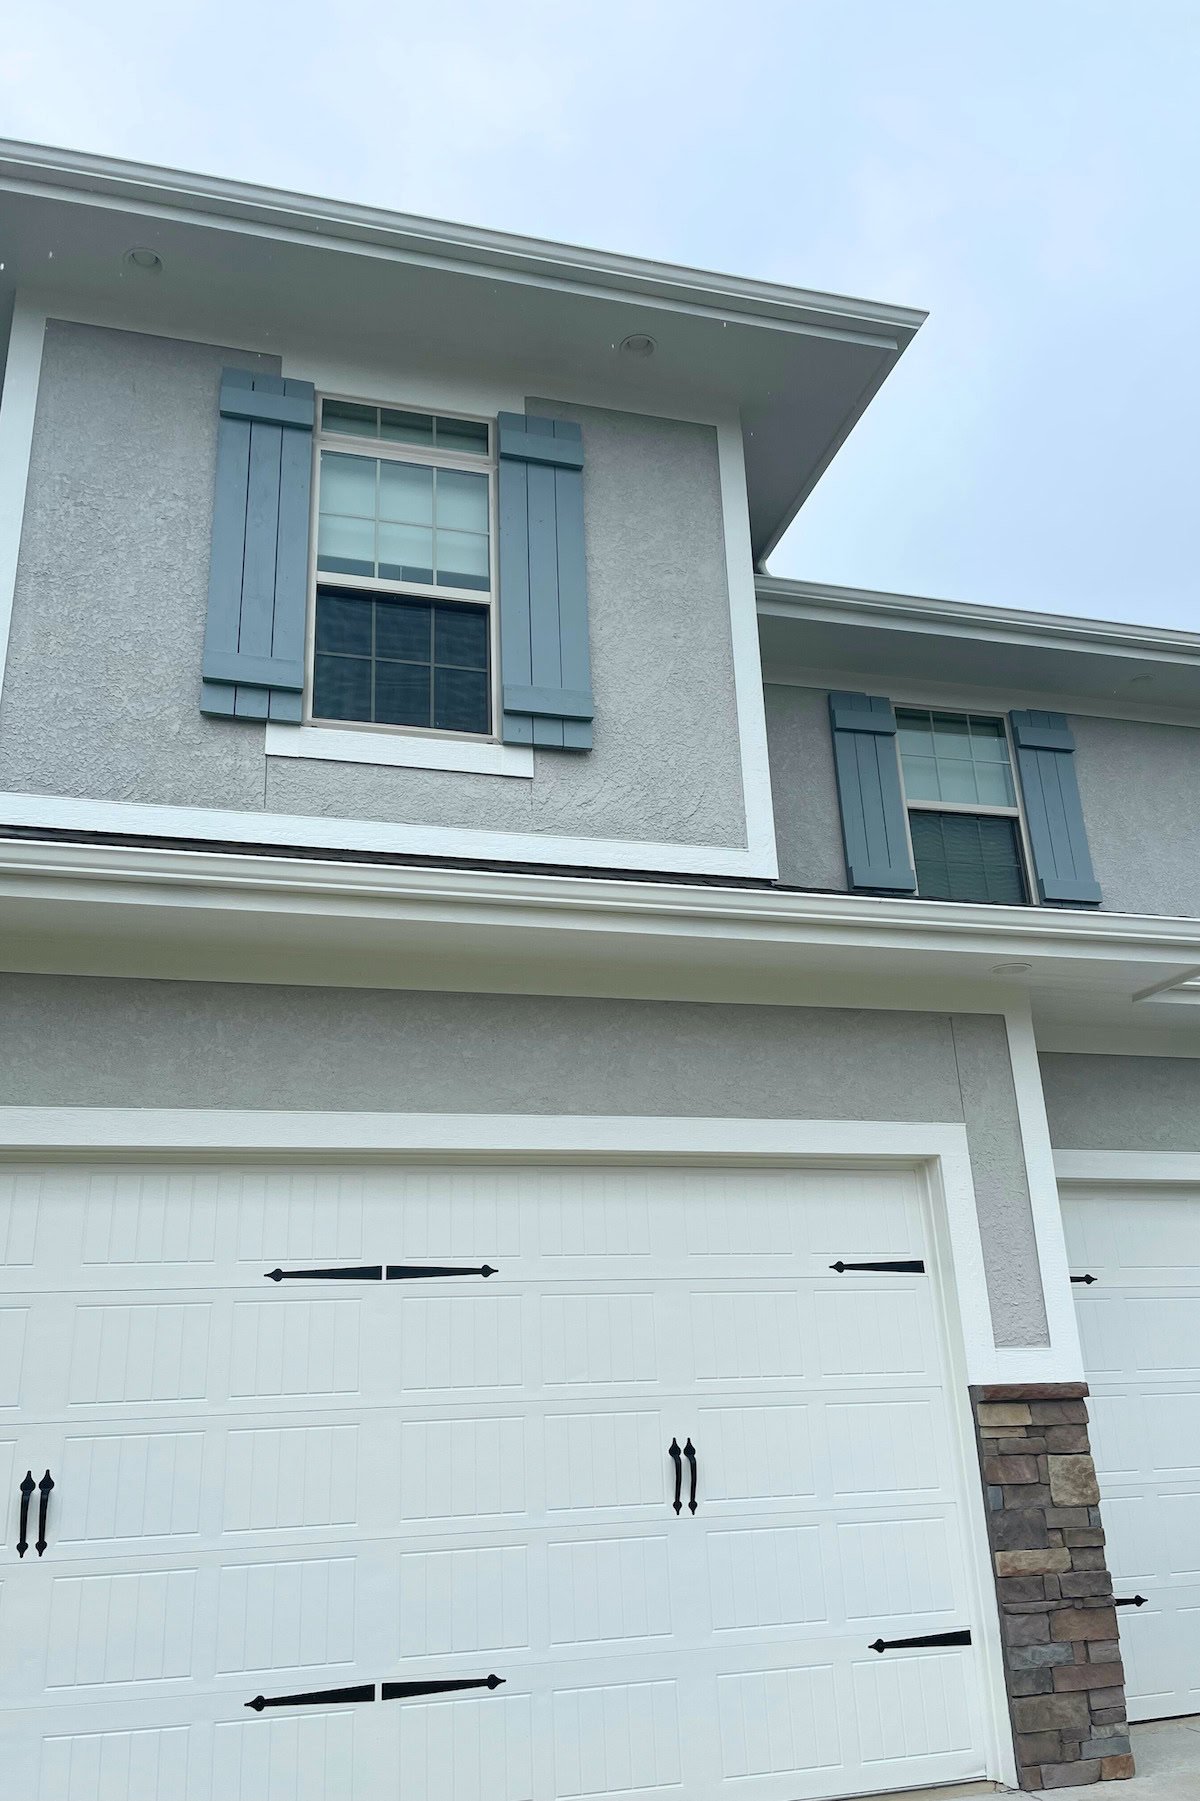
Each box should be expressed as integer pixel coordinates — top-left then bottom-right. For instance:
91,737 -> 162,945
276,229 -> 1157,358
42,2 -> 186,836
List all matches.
0,1107 -> 1079,1794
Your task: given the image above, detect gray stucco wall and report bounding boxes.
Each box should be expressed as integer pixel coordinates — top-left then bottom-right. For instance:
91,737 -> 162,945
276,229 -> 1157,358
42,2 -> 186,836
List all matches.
0,322 -> 278,808
1041,1051 -> 1200,1151
1071,713 -> 1200,917
0,974 -> 1047,1346
1,322 -> 746,852
764,683 -> 846,889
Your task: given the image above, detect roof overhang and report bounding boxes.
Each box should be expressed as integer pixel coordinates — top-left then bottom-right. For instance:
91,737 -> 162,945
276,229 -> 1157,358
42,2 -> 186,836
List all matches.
0,141 -> 924,564
758,578 -> 1200,719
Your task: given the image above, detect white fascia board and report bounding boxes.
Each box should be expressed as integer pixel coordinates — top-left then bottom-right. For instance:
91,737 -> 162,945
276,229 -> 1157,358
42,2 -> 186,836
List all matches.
757,576 -> 1200,670
0,141 -> 925,344
4,835 -> 1200,967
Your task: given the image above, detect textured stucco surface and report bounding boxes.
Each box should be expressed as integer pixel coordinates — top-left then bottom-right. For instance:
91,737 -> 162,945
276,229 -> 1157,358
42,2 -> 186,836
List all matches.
0,975 -> 1045,1345
2,323 -> 746,850
1071,712 -> 1200,916
0,322 -> 277,807
764,683 -> 846,889
951,1014 -> 1048,1342
1041,1051 -> 1200,1151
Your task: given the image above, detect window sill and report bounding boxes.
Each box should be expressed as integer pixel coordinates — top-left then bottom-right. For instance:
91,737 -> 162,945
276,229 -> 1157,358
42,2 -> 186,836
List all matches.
264,723 -> 534,779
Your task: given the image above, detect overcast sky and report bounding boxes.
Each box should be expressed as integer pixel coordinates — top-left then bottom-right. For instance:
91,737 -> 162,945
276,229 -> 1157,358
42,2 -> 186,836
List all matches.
3,1 -> 1198,628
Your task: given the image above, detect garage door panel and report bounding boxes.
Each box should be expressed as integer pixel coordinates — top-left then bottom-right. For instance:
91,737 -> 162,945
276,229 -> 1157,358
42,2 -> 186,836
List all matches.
399,1542 -> 533,1658
715,1658 -> 842,1785
836,1513 -> 961,1623
0,1307 -> 29,1408
1064,1185 -> 1200,1722
545,1534 -> 674,1650
548,1675 -> 682,1799
393,1688 -> 534,1801
827,1398 -> 943,1499
850,1647 -> 979,1769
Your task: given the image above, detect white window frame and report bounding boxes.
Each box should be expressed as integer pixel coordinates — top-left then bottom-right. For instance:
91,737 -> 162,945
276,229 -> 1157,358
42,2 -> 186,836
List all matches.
305,395 -> 501,745
894,706 -> 1037,903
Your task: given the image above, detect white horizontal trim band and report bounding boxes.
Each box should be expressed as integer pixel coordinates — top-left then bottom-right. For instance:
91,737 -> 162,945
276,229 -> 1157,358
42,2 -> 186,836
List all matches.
264,724 -> 534,779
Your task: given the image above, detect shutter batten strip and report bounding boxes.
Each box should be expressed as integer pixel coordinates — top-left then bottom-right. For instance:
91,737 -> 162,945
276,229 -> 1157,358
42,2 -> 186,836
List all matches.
201,368 -> 314,722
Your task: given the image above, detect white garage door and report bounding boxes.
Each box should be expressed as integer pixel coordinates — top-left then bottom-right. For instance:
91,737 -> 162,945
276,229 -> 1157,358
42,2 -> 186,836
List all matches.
1063,1185 -> 1200,1722
0,1161 -> 989,1799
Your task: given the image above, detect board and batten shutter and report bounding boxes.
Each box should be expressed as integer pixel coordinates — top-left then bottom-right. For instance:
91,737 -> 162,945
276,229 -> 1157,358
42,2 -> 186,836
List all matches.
1009,709 -> 1101,904
828,691 -> 917,893
200,369 -> 315,722
497,411 -> 593,749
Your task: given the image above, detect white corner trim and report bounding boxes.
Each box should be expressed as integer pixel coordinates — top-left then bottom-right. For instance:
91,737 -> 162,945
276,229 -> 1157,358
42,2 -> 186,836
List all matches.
265,723 -> 534,779
1003,1005 -> 1085,1379
715,419 -> 779,880
0,299 -> 45,708
1054,1149 -> 1200,1184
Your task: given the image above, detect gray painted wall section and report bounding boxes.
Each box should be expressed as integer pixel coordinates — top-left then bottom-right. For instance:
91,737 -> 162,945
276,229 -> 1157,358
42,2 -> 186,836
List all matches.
0,323 -> 277,808
1071,713 -> 1200,917
0,974 -> 1046,1346
1,323 -> 746,852
1041,1051 -> 1200,1151
764,683 -> 846,889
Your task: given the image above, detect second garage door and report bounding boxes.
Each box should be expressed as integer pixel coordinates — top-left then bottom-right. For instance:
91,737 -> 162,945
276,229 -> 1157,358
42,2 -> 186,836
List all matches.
1063,1185 -> 1200,1723
0,1160 -> 990,1799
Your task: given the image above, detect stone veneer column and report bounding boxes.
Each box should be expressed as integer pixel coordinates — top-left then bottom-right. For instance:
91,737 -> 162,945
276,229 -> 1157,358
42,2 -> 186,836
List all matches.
969,1382 -> 1135,1789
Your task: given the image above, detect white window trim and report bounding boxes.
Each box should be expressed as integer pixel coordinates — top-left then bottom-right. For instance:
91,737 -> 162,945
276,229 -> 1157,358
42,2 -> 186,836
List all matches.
895,707 -> 1036,901
307,395 -> 500,753
265,721 -> 532,778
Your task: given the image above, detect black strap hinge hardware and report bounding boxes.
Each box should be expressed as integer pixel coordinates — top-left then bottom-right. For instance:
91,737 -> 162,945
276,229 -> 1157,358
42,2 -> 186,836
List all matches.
869,1629 -> 971,1653
831,1260 -> 925,1275
1114,1595 -> 1147,1607
247,1674 -> 504,1711
265,1264 -> 497,1283
1071,1274 -> 1097,1285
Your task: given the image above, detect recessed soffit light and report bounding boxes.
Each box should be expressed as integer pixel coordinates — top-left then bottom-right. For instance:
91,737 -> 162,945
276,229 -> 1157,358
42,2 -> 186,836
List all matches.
124,246 -> 163,272
618,333 -> 656,358
991,961 -> 1032,975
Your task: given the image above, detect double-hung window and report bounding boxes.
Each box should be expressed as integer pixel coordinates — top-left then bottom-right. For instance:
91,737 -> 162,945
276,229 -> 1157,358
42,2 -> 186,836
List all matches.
310,399 -> 495,737
896,708 -> 1029,903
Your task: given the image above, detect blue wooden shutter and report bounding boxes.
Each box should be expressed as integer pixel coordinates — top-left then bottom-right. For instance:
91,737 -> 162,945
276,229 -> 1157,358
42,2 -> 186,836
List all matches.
201,369 -> 315,722
1009,710 -> 1101,905
828,692 -> 917,893
497,412 -> 593,749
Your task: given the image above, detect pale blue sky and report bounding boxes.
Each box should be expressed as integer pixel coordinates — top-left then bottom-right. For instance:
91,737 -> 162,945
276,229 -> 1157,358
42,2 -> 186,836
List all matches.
3,1 -> 1198,627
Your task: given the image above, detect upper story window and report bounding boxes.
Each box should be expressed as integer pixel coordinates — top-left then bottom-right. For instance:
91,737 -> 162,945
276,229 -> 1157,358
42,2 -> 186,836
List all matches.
896,708 -> 1028,904
310,398 -> 495,737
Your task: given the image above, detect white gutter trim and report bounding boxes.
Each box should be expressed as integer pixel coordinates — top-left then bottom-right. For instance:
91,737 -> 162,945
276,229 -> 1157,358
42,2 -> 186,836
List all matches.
3,835 -> 1200,962
0,140 -> 927,340
756,576 -> 1200,668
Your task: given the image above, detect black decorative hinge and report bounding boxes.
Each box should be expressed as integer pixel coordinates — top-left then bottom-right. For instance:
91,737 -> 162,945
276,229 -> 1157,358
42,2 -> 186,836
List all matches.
1071,1274 -> 1097,1285
869,1629 -> 971,1653
831,1260 -> 925,1275
247,1674 -> 504,1711
1115,1595 -> 1148,1608
265,1264 -> 497,1283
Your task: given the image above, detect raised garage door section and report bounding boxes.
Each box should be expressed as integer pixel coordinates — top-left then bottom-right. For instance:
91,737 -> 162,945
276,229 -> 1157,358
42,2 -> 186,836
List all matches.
0,1162 -> 990,1799
1063,1186 -> 1200,1722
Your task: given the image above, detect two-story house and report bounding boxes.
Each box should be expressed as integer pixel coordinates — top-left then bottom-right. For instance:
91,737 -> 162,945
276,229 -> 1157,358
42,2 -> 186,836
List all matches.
0,140 -> 1197,1800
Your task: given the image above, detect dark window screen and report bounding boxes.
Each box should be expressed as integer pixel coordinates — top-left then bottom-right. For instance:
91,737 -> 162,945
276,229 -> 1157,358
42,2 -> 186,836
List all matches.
909,811 -> 1027,904
313,587 -> 489,735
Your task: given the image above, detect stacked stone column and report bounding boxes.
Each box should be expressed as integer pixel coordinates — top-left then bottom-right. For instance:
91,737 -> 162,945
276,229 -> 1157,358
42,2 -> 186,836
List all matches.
969,1382 -> 1134,1789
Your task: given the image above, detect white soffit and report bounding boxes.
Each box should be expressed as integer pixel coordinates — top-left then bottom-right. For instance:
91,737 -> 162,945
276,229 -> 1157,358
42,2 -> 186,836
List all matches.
758,579 -> 1200,718
0,140 -> 924,564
